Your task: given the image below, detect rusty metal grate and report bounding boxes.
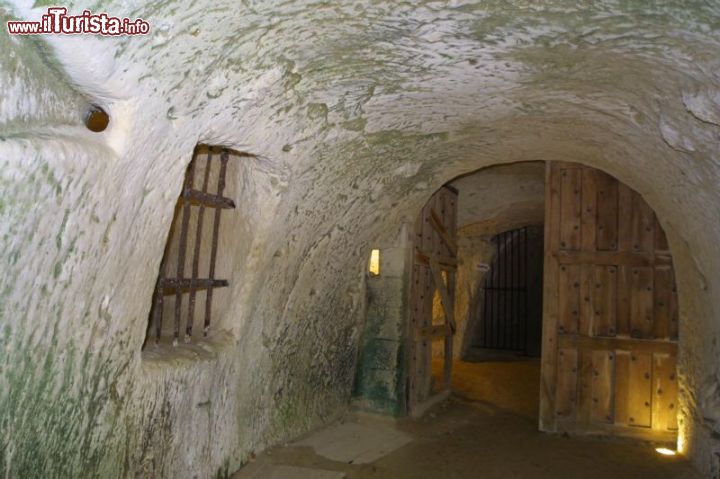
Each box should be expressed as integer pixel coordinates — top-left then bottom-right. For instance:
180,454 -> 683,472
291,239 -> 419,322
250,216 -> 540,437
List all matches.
146,145 -> 236,346
479,227 -> 530,353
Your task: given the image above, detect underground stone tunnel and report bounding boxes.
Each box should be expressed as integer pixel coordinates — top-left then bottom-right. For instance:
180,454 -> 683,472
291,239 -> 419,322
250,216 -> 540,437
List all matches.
1,1 -> 719,478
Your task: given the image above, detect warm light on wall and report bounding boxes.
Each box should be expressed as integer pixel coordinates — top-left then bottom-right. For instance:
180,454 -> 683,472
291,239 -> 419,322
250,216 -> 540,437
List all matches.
655,447 -> 677,456
676,430 -> 686,454
368,249 -> 381,276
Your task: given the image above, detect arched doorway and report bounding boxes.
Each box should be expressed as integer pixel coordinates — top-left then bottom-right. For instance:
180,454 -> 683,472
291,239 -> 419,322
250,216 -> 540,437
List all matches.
402,160 -> 680,444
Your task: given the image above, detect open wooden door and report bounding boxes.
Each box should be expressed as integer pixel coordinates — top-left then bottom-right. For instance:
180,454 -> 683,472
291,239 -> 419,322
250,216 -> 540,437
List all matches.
540,162 -> 679,441
407,185 -> 458,416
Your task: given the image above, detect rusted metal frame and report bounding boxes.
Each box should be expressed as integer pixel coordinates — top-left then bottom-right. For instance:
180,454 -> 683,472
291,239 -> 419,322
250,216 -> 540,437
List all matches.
174,156 -> 196,344
186,148 -> 213,341
184,189 -> 235,209
204,148 -> 229,336
161,278 -> 229,294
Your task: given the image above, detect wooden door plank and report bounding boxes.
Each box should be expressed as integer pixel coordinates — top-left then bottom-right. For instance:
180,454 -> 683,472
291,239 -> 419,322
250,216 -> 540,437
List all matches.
617,265 -> 631,336
631,194 -> 655,254
581,168 -> 597,252
592,265 -> 618,337
618,183 -> 634,252
627,352 -> 653,428
596,171 -> 619,251
652,354 -> 678,431
558,264 -> 581,334
577,348 -> 594,423
423,198 -> 433,256
408,263 -> 421,407
591,350 -> 615,424
670,274 -> 679,340
540,162 -> 562,431
555,348 -> 578,418
630,267 -> 654,338
615,351 -> 631,425
579,264 -> 594,336
560,168 -> 582,251
416,264 -> 429,405
653,266 -> 673,340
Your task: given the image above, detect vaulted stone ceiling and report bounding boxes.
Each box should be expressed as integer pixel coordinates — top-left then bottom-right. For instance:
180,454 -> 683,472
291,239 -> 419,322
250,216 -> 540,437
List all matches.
1,1 -> 719,477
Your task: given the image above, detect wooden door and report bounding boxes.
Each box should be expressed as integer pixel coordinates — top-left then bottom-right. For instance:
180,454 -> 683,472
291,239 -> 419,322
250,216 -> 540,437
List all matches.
407,186 -> 458,415
540,162 -> 679,441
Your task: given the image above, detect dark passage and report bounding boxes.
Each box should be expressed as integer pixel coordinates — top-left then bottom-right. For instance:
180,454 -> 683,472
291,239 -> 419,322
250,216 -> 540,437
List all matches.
471,225 -> 544,357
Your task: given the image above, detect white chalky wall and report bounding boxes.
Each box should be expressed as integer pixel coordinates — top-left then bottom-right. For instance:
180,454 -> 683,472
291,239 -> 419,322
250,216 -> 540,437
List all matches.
1,1 -> 719,477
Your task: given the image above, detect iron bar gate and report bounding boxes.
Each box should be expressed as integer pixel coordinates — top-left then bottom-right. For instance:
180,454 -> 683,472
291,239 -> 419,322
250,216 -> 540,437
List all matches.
478,227 -> 530,353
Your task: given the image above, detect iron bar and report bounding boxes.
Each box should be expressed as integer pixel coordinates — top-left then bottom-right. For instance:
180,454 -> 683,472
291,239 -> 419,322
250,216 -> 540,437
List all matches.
510,229 -> 516,350
186,149 -> 213,341
204,148 -> 229,336
174,158 -> 195,344
501,231 -> 508,349
524,227 -> 529,354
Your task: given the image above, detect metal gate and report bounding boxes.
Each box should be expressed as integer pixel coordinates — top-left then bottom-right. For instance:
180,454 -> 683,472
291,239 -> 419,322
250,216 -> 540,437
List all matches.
478,227 -> 531,353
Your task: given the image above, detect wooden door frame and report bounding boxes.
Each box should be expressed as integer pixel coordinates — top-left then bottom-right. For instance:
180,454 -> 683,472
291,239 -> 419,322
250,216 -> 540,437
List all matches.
406,186 -> 458,417
539,161 -> 560,432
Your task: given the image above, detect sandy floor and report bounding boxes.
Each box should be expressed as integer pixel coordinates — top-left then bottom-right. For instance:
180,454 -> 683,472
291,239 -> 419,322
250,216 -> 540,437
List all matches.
234,359 -> 701,478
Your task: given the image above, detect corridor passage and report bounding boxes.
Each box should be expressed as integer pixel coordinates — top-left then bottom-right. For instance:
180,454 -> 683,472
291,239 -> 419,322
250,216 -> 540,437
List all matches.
234,360 -> 699,479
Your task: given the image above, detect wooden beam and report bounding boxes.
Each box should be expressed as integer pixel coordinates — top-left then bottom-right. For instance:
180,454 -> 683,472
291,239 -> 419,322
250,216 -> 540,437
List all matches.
429,258 -> 456,333
554,250 -> 672,267
429,208 -> 458,256
416,324 -> 452,338
557,334 -> 677,356
539,161 -> 561,432
414,251 -> 457,268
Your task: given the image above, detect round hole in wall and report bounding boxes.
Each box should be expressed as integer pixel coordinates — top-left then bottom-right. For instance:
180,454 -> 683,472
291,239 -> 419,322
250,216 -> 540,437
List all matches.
84,105 -> 109,132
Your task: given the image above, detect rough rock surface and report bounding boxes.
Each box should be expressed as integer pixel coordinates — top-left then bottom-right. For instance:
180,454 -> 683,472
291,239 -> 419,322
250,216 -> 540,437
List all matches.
1,1 -> 719,477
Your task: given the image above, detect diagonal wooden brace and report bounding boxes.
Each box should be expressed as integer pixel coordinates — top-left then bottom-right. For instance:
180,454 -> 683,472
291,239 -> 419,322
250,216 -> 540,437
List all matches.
429,258 -> 456,334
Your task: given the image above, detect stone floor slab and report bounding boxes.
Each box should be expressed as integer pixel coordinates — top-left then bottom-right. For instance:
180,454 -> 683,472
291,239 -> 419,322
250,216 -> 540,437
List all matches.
240,464 -> 345,479
293,421 -> 413,464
